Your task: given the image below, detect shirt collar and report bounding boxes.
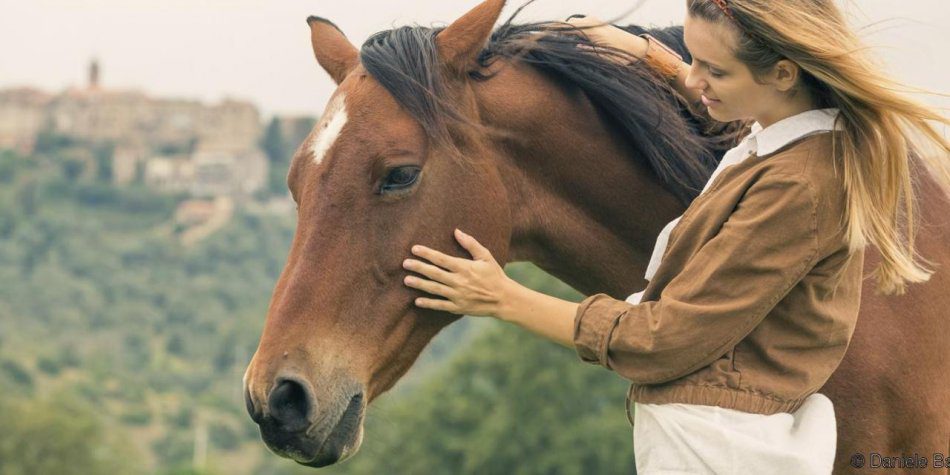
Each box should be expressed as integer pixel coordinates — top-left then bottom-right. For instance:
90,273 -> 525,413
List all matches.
745,108 -> 841,157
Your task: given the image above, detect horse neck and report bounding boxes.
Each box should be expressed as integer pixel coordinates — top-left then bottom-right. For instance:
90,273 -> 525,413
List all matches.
474,61 -> 687,297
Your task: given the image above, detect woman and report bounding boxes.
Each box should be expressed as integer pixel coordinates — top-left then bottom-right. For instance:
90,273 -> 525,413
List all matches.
401,1 -> 950,473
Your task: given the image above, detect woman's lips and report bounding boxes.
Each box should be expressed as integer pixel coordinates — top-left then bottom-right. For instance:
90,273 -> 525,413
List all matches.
701,94 -> 721,106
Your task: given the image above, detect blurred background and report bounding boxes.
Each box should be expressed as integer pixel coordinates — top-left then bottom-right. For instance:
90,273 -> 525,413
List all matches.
0,1 -> 946,474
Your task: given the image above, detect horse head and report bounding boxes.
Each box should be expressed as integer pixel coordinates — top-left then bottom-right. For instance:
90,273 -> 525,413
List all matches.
243,0 -> 514,467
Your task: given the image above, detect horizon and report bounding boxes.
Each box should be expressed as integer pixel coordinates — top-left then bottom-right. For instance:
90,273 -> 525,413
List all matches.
1,0 -> 947,118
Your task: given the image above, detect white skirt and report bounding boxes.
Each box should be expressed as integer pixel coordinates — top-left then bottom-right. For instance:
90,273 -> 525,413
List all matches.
632,393 -> 837,474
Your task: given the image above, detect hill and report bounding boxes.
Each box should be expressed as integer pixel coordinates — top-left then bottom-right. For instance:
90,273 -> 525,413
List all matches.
0,148 -> 635,474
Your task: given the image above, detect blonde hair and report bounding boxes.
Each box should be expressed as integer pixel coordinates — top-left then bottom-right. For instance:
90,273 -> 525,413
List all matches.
688,0 -> 950,295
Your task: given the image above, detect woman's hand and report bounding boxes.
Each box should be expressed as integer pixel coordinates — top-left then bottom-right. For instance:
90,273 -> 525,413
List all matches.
564,15 -> 649,62
405,229 -> 580,348
403,229 -> 516,318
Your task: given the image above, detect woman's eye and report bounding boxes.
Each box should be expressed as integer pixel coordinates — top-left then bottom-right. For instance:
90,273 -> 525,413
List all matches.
708,67 -> 725,78
380,166 -> 421,194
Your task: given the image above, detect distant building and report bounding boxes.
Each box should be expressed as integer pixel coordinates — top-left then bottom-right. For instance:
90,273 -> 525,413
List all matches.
45,61 -> 262,158
144,154 -> 194,193
112,144 -> 148,185
89,58 -> 100,90
47,87 -> 153,145
0,59 -> 272,198
174,196 -> 235,246
0,87 -> 51,153
174,198 -> 219,227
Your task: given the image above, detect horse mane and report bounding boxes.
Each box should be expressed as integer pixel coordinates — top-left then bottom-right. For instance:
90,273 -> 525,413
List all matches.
360,14 -> 738,205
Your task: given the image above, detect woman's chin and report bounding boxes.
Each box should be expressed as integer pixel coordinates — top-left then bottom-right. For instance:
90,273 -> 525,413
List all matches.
705,105 -> 730,122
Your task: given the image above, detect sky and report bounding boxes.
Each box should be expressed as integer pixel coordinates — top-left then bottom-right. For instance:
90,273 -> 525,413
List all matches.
1,0 -> 947,118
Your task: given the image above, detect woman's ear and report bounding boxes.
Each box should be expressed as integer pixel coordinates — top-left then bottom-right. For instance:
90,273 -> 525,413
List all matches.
770,59 -> 801,93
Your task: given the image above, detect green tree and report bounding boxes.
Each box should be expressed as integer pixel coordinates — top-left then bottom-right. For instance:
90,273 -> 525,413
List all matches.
261,117 -> 289,195
94,142 -> 115,182
0,394 -> 141,475
333,323 -> 635,475
33,130 -> 74,154
0,150 -> 17,183
0,146 -> 644,474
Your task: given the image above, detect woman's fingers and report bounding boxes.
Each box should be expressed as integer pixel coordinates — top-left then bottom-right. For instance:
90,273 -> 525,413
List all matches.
564,15 -> 611,34
403,258 -> 455,284
414,297 -> 462,314
454,229 -> 494,262
404,275 -> 456,299
410,245 -> 466,271
564,14 -> 600,25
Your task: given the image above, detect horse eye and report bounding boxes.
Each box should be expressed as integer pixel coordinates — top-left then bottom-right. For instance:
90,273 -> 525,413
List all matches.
380,166 -> 421,193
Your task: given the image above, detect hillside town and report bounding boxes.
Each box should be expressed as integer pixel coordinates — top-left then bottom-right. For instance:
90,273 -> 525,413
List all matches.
0,60 -> 315,241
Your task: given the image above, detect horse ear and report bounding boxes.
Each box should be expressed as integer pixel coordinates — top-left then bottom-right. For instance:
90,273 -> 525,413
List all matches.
435,0 -> 506,76
307,16 -> 359,85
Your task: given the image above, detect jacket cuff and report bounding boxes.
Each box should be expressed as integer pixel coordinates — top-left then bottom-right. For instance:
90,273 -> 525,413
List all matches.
573,293 -> 628,367
638,34 -> 685,82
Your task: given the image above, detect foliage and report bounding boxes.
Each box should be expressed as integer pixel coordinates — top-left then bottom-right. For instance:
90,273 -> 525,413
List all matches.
0,147 -> 637,474
262,118 -> 290,195
0,149 -> 296,473
332,323 -> 635,475
260,116 -> 316,196
0,393 -> 141,475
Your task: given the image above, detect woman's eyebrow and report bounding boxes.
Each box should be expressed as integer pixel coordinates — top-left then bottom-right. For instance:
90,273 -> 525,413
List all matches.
682,36 -> 723,68
693,57 -> 724,69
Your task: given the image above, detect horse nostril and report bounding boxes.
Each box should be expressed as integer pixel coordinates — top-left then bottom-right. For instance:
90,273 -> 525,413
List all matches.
268,379 -> 313,432
245,385 -> 263,423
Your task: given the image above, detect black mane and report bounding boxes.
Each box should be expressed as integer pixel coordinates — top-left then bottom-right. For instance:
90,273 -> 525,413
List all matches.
360,15 -> 735,205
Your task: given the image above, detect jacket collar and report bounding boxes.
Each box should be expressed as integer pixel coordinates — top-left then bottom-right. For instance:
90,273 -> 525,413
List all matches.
746,108 -> 841,157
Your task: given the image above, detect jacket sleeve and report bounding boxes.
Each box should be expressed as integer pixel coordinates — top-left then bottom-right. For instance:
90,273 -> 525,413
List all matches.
573,173 -> 821,384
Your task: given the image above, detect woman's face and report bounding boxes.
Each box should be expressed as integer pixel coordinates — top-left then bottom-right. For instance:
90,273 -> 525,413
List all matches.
682,14 -> 780,124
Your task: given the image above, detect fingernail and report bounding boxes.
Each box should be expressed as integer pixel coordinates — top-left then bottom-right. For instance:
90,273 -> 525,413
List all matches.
412,246 -> 420,253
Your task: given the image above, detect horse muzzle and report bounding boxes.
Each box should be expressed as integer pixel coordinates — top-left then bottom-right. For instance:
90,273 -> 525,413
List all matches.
245,374 -> 366,467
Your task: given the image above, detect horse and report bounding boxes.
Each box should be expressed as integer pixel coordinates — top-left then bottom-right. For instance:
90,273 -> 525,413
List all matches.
242,0 -> 950,471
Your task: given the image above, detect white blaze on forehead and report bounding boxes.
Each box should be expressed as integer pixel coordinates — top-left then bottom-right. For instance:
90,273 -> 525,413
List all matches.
312,92 -> 349,165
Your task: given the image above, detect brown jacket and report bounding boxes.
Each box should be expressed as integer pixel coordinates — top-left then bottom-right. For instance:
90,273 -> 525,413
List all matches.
573,133 -> 864,415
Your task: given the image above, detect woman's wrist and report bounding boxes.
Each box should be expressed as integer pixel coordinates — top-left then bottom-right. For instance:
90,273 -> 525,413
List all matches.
495,277 -> 529,322
637,34 -> 685,81
494,278 -> 578,349
625,34 -> 650,61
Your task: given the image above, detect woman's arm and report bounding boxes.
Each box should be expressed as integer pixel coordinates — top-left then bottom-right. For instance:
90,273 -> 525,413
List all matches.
403,229 -> 578,348
496,280 -> 578,348
406,172 -> 823,386
565,16 -> 703,109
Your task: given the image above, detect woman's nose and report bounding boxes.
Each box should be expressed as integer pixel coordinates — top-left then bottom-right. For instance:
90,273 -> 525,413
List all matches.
683,62 -> 704,91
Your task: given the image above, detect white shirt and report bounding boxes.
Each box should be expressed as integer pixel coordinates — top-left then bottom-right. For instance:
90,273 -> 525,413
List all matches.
633,394 -> 837,474
626,108 -> 842,474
